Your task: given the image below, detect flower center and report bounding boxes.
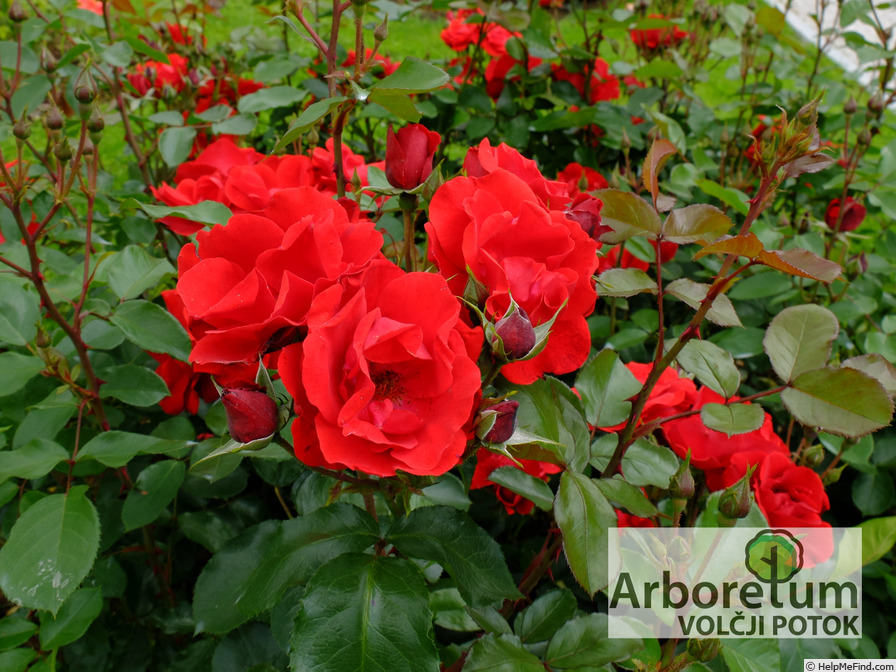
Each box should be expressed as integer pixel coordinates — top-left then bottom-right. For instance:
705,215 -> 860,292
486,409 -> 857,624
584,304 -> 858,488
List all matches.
372,369 -> 403,401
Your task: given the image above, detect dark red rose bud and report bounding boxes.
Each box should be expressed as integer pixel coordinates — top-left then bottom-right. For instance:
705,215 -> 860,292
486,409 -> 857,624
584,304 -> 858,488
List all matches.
824,196 -> 866,232
482,400 -> 519,443
565,193 -> 608,240
385,123 -> 441,190
492,307 -> 536,360
222,387 -> 279,443
718,471 -> 753,523
9,0 -> 26,22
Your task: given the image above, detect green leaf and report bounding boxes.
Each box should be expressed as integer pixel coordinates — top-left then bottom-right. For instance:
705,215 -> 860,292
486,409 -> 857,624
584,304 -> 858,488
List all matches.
132,199 -> 233,226
463,634 -> 543,672
590,435 -> 679,488
99,365 -> 169,406
0,279 -> 40,346
594,477 -> 659,518
842,354 -> 896,396
369,91 -> 423,122
38,587 -> 103,649
852,471 -> 895,517
388,505 -> 520,607
100,40 -> 133,68
858,516 -> 896,565
370,57 -> 449,94
212,113 -> 257,135
700,403 -> 766,436
0,352 -> 45,396
99,246 -> 175,301
0,438 -> 68,483
554,471 -> 616,595
0,649 -> 35,672
213,622 -> 287,672
10,75 -> 51,120
0,486 -> 100,613
194,521 -> 280,634
159,126 -> 198,167
125,35 -> 169,61
237,85 -> 306,114
665,278 -> 742,327
592,189 -> 661,244
290,554 -> 439,672
676,339 -> 740,398
696,179 -> 749,215
193,105 -> 233,122
575,350 -> 643,428
273,96 -> 349,152
77,431 -> 175,468
465,605 -> 513,635
545,614 -> 642,668
782,367 -> 894,438
487,466 -> 554,511
238,503 -> 379,620
514,589 -> 577,643
595,268 -> 658,297
662,204 -> 733,244
510,377 -> 591,471
0,617 -> 38,651
721,638 -> 781,672
121,460 -> 185,530
111,300 -> 192,362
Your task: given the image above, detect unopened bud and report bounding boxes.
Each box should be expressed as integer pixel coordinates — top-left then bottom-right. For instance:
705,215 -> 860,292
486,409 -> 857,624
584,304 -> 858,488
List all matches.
844,97 -> 857,115
221,387 -> 279,443
54,141 -> 73,163
492,307 -> 536,360
74,68 -> 98,104
857,129 -> 872,146
802,444 -> 824,468
480,400 -> 519,444
718,470 -> 754,522
868,92 -> 884,114
669,454 -> 695,500
13,118 -> 31,140
87,108 -> 105,133
82,138 -> 95,156
41,48 -> 58,73
688,638 -> 721,663
621,128 -> 631,150
46,107 -> 64,131
374,17 -> 388,43
9,0 -> 26,22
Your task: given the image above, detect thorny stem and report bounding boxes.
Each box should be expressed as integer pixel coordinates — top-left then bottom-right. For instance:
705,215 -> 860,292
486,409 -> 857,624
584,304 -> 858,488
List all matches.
499,530 -> 563,618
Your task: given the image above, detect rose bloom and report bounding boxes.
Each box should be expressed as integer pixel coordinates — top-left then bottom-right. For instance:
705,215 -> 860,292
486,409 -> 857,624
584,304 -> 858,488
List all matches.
551,59 -> 620,103
175,188 -> 384,374
343,49 -> 400,77
279,261 -> 483,477
440,9 -> 518,57
600,362 -> 696,433
616,510 -> 656,527
127,54 -> 189,97
464,138 -> 569,208
824,196 -> 866,232
385,124 -> 441,190
630,14 -> 689,50
471,448 -> 561,515
663,387 -> 790,490
427,143 -> 599,384
484,54 -> 542,99
557,162 -> 609,196
77,0 -> 103,14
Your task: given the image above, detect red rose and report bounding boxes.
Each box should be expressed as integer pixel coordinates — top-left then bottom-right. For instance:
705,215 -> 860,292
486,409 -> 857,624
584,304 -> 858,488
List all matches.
440,9 -> 517,57
662,386 -> 789,490
599,362 -> 696,433
484,54 -> 541,99
630,14 -> 689,50
825,196 -> 866,232
479,400 -> 519,443
615,510 -> 656,527
565,193 -> 608,241
279,261 -> 483,477
751,452 -> 830,528
471,448 -> 561,515
557,162 -> 609,196
222,387 -> 279,443
426,163 -> 598,384
175,188 -> 384,372
551,58 -> 620,103
385,124 -> 441,190
127,53 -> 189,97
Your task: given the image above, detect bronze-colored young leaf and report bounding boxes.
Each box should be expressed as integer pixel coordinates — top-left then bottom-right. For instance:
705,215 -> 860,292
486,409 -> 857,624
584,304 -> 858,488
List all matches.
756,248 -> 841,283
592,189 -> 662,244
642,138 -> 678,207
662,204 -> 734,244
693,232 -> 764,261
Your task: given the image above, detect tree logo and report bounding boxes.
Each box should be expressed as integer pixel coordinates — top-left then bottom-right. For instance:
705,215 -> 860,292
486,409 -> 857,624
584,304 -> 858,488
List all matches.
744,529 -> 803,583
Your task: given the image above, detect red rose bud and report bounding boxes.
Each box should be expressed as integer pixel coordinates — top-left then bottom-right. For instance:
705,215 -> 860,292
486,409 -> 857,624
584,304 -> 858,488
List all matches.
482,400 -> 519,443
492,307 -> 536,360
222,387 -> 279,443
385,123 -> 441,190
565,193 -> 608,240
824,196 -> 866,232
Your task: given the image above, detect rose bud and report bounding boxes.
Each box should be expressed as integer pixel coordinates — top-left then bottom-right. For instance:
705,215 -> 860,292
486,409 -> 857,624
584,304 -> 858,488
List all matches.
565,193 -> 608,240
481,400 -> 520,444
221,387 -> 279,443
824,196 -> 866,232
718,469 -> 754,524
385,123 -> 441,190
492,307 -> 536,360
688,638 -> 721,663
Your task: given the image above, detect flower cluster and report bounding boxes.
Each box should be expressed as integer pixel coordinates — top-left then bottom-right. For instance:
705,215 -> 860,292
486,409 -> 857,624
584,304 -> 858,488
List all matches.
630,14 -> 689,51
